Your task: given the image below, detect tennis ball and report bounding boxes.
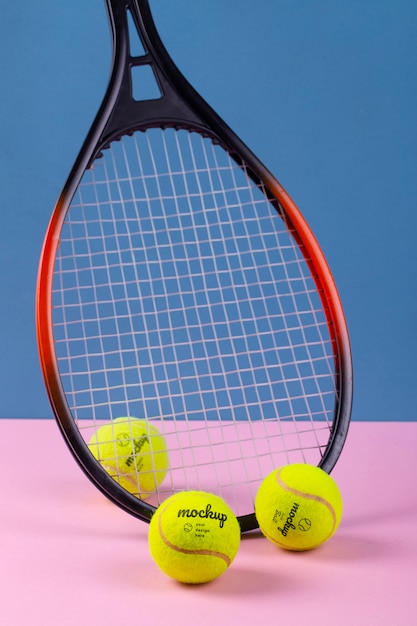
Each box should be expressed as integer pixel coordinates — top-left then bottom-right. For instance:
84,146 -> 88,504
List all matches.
148,491 -> 241,584
88,417 -> 168,498
255,464 -> 343,551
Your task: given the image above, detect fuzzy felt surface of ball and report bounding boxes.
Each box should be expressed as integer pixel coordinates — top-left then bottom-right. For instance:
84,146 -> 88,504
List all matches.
255,463 -> 343,551
148,491 -> 241,584
88,417 -> 168,497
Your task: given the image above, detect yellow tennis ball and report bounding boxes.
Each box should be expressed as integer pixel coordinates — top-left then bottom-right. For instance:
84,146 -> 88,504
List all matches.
88,417 -> 168,498
148,491 -> 241,584
255,463 -> 343,551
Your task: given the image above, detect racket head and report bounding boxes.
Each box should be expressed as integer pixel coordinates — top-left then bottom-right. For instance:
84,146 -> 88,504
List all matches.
36,0 -> 352,533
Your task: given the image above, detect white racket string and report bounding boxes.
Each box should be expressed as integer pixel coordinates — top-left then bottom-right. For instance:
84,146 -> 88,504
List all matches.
52,128 -> 337,515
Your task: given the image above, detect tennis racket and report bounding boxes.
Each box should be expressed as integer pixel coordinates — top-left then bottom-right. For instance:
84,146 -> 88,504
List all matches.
36,0 -> 353,533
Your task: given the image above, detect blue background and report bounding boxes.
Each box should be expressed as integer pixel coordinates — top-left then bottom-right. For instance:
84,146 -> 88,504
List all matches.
0,0 -> 416,420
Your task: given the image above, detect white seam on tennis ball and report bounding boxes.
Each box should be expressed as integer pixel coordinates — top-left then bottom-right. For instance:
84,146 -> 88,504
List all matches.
157,507 -> 231,565
101,463 -> 151,494
275,467 -> 337,532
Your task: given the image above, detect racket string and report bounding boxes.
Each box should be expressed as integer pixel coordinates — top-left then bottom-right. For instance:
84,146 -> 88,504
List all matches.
53,127 -> 337,515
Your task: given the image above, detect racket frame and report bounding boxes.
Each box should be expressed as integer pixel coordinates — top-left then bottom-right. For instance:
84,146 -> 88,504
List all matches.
36,0 -> 353,533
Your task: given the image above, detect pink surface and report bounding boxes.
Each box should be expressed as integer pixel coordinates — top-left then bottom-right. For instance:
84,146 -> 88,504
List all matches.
1,419 -> 416,625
